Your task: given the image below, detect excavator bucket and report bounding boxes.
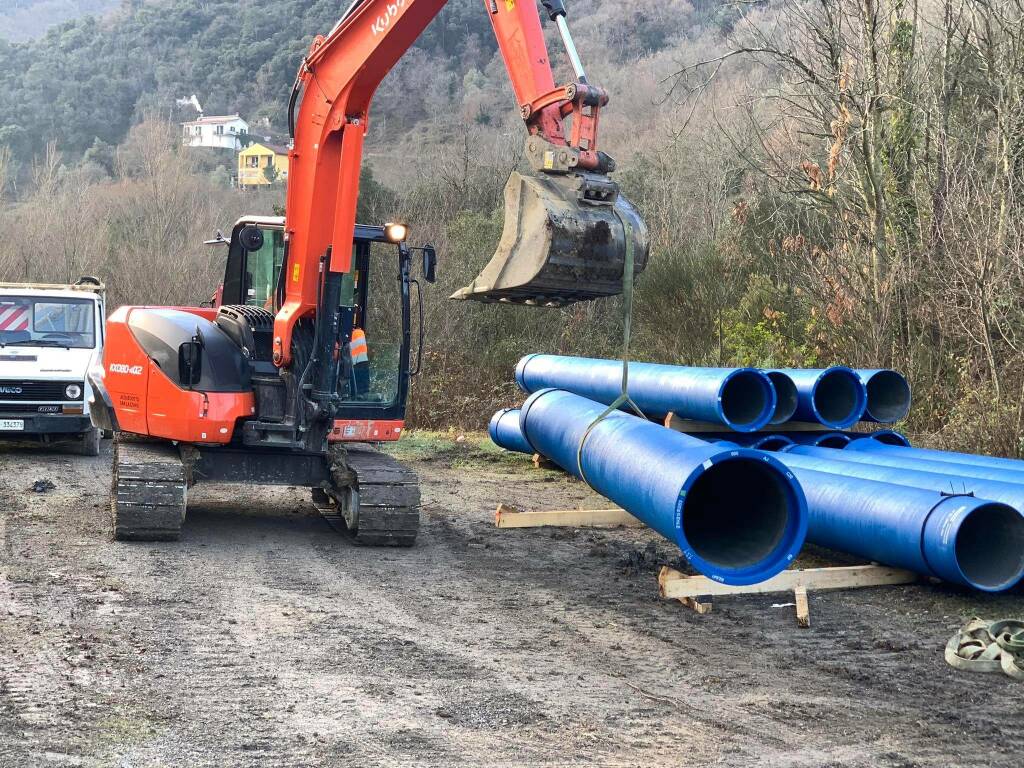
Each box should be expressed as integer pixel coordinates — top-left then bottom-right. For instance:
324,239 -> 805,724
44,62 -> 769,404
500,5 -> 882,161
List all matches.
450,171 -> 649,307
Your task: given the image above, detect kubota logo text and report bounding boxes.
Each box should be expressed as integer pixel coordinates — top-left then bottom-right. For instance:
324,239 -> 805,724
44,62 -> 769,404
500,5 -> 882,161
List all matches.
370,0 -> 405,36
109,364 -> 144,376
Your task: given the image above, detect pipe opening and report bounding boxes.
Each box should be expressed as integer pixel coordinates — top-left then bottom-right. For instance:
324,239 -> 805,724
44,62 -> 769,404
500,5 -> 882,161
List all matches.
682,459 -> 790,570
815,433 -> 852,449
721,372 -> 773,429
813,370 -> 864,427
868,430 -> 910,447
755,435 -> 795,452
954,503 -> 1024,591
865,371 -> 911,422
767,372 -> 799,425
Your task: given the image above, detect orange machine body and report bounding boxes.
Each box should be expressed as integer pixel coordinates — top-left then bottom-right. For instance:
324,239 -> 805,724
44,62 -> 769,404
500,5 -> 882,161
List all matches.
103,306 -> 255,445
275,0 -> 602,366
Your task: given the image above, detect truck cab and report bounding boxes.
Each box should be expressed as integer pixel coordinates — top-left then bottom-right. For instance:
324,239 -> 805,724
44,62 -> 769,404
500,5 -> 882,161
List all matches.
0,278 -> 106,455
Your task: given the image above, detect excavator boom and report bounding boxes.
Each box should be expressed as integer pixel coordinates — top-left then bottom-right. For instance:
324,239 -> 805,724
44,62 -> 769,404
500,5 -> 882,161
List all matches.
275,0 -> 648,366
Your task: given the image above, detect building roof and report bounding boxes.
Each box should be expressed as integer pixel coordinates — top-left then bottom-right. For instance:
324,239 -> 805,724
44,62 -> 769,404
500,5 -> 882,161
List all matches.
240,142 -> 291,156
183,114 -> 247,126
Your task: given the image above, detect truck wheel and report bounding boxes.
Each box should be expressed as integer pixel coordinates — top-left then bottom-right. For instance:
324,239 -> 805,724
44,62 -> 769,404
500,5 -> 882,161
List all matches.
79,428 -> 101,457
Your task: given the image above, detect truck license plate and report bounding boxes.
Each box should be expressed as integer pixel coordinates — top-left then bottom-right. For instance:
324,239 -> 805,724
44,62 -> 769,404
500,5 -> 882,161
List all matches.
0,419 -> 24,431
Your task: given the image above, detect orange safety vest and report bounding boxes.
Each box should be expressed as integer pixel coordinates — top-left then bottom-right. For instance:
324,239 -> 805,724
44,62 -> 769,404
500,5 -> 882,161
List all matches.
350,328 -> 368,365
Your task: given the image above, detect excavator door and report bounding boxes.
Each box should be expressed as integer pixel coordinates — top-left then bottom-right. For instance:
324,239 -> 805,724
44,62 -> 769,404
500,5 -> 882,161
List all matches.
450,170 -> 649,307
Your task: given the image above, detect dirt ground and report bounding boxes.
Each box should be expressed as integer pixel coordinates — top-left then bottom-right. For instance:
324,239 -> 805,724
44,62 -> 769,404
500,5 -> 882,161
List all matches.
0,434 -> 1022,767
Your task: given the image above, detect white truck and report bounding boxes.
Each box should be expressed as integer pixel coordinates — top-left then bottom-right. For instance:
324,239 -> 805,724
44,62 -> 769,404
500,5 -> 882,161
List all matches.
0,277 -> 106,455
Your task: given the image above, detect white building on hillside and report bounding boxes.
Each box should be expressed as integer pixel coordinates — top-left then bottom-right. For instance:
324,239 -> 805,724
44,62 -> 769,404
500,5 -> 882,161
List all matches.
181,114 -> 249,150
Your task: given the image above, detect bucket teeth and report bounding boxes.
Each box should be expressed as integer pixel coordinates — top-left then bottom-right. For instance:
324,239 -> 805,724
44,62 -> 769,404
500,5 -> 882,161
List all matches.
451,170 -> 649,306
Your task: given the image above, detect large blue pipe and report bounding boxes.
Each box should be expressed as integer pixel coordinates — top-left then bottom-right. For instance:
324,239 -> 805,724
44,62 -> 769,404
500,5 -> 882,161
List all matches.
776,432 -> 853,449
784,442 -> 1024,491
701,433 -> 796,452
765,444 -> 1024,589
780,465 -> 1023,592
846,429 -> 911,447
857,369 -> 912,423
515,355 -> 778,432
770,367 -> 867,429
846,439 -> 1024,474
519,389 -> 808,585
489,408 -> 533,454
765,372 -> 799,425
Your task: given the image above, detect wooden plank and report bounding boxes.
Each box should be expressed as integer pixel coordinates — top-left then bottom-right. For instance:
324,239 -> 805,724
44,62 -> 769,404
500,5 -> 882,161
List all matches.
794,586 -> 810,628
663,413 -> 830,434
532,453 -> 559,471
679,596 -> 713,614
658,564 -> 918,600
494,504 -> 642,529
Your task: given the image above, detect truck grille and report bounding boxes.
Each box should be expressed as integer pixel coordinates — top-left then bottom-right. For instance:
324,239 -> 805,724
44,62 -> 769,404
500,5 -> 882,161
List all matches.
0,380 -> 79,402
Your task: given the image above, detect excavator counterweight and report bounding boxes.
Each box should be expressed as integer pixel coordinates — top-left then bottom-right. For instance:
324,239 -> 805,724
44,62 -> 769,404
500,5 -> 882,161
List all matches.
452,170 -> 649,306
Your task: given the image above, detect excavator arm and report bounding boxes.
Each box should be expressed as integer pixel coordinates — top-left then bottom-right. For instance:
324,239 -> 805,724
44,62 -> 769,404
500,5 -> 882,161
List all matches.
275,0 -> 648,369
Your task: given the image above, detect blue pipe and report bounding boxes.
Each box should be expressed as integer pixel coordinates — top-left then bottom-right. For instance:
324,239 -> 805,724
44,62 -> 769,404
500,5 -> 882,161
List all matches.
765,371 -> 799,425
762,445 -> 1024,591
519,389 -> 808,585
770,367 -> 867,429
776,432 -> 852,449
780,465 -> 1024,592
857,369 -> 912,423
515,354 -> 778,432
489,408 -> 533,454
701,433 -> 796,451
846,429 -> 911,447
846,439 -> 1024,474
784,442 -> 1024,491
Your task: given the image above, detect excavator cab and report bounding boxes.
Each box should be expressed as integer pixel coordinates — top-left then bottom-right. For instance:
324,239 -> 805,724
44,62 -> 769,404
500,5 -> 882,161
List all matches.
218,216 -> 416,442
452,168 -> 649,307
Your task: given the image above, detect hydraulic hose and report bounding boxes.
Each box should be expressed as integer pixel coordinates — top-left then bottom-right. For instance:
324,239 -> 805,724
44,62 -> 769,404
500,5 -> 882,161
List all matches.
515,355 -> 778,432
519,389 -> 808,586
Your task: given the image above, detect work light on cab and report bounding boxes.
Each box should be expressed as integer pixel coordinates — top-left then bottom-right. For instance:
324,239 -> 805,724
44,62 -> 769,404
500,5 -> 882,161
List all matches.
385,223 -> 408,243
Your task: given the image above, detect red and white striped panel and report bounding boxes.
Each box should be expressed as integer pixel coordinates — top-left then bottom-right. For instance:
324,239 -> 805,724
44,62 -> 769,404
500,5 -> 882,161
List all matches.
0,303 -> 31,332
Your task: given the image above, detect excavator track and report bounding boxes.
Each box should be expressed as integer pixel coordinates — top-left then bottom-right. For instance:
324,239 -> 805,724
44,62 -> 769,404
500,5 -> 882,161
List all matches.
111,437 -> 187,542
322,444 -> 421,547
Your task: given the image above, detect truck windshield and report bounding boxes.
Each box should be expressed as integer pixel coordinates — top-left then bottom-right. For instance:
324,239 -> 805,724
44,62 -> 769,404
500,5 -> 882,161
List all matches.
0,296 -> 96,349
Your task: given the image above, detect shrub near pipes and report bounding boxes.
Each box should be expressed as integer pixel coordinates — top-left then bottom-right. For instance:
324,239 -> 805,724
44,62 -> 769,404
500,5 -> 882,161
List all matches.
518,389 -> 808,586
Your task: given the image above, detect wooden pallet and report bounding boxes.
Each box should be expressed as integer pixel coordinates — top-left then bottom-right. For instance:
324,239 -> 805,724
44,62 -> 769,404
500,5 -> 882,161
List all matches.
494,503 -> 643,529
658,565 -> 920,627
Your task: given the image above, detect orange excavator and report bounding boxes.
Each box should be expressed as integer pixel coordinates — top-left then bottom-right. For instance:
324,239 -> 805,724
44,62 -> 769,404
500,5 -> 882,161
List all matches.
88,0 -> 648,545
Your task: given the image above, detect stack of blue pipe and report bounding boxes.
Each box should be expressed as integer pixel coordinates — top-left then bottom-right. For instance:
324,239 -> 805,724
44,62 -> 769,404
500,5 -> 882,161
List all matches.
491,355 -> 1024,593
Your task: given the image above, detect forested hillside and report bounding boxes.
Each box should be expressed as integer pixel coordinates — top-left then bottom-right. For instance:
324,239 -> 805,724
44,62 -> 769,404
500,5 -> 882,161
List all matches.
0,0 -> 119,42
1,0 -> 1023,456
0,0 -> 711,165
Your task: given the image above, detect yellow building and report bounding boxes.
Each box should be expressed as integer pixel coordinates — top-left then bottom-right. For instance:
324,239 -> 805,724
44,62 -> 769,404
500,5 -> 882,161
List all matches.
238,143 -> 290,188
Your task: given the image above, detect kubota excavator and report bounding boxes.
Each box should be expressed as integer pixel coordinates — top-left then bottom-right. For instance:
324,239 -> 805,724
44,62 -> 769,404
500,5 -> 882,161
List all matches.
87,0 -> 648,545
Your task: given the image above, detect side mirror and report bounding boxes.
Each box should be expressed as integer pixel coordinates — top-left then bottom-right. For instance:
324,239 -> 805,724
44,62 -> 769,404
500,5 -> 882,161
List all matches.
178,341 -> 203,388
422,245 -> 437,284
238,226 -> 265,252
